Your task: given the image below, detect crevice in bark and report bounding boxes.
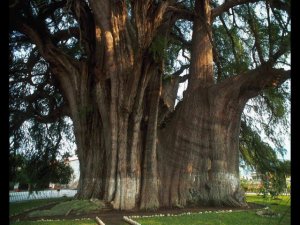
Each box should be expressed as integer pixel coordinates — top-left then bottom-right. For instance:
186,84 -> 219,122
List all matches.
75,108 -> 106,200
139,72 -> 161,210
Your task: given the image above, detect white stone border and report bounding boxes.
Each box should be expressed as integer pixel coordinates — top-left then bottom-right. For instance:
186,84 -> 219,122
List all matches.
123,216 -> 141,225
28,218 -> 92,222
127,209 -> 234,220
123,206 -> 271,224
95,216 -> 106,225
123,209 -> 237,225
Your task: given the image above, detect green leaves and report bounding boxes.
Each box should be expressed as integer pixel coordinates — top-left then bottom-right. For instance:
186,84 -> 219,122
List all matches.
149,35 -> 167,62
240,121 -> 279,173
212,18 -> 251,79
263,88 -> 286,118
239,120 -> 290,198
10,150 -> 74,192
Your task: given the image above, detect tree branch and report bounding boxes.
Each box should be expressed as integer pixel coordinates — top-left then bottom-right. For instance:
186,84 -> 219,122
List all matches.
218,65 -> 290,100
171,64 -> 189,77
33,103 -> 70,124
269,0 -> 290,15
212,0 -> 260,19
169,30 -> 192,49
37,0 -> 67,21
10,4 -> 82,122
89,0 -> 111,30
166,3 -> 194,21
268,31 -> 290,66
179,74 -> 189,83
246,5 -> 265,64
219,15 -> 238,62
12,12 -> 80,74
70,0 -> 96,61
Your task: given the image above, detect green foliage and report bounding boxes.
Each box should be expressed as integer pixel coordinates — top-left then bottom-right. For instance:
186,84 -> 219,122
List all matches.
239,121 -> 290,198
10,153 -> 26,184
9,1 -> 77,179
9,50 -> 75,189
240,178 -> 249,192
263,87 -> 288,119
240,178 -> 263,193
149,35 -> 168,62
259,160 -> 290,198
241,81 -> 290,160
212,23 -> 251,78
239,121 -> 278,172
10,151 -> 73,192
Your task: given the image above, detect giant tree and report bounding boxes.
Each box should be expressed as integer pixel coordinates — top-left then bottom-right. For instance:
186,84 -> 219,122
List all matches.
9,0 -> 290,210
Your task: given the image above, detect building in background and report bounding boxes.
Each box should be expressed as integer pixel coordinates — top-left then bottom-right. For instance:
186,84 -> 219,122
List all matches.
66,155 -> 80,189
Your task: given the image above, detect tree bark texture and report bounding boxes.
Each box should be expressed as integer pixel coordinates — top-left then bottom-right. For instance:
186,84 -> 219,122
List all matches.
12,0 -> 290,210
158,85 -> 247,207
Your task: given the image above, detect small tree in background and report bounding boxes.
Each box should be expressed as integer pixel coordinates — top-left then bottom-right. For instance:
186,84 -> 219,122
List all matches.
9,151 -> 73,192
259,160 -> 290,199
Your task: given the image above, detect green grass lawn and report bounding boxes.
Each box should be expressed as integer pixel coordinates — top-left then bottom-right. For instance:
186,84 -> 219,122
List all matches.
27,199 -> 105,217
9,197 -> 72,217
10,219 -> 96,225
135,195 -> 290,225
10,194 -> 290,225
10,198 -> 106,225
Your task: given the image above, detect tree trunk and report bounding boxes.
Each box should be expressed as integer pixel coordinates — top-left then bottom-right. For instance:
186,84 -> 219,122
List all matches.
157,0 -> 248,207
15,0 -> 289,211
73,0 -> 246,209
158,84 -> 247,207
75,111 -> 106,200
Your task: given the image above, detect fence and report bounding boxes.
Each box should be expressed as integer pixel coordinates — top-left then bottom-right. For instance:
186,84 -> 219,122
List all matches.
9,189 -> 77,203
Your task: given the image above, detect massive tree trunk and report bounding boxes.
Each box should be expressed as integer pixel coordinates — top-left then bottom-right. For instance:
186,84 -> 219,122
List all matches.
12,0 -> 290,210
158,0 -> 245,207
158,85 -> 246,207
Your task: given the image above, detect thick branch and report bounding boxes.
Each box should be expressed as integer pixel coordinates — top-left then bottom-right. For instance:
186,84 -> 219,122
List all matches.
167,3 -> 194,21
70,0 -> 96,60
179,74 -> 189,83
9,109 -> 31,131
169,30 -> 192,49
38,0 -> 67,21
171,64 -> 189,77
269,0 -> 290,15
88,0 -> 111,31
189,0 -> 214,89
268,34 -> 290,65
13,15 -> 80,75
10,102 -> 69,131
212,0 -> 260,19
51,28 -> 80,44
218,65 -> 290,100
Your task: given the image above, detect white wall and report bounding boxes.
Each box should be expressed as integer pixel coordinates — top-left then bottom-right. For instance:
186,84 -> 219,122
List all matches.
68,156 -> 80,189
